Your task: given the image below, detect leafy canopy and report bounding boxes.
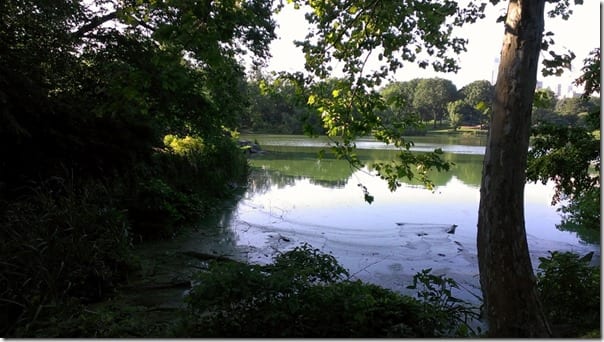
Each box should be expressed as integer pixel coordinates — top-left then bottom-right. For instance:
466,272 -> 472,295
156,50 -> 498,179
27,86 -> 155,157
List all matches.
277,0 -> 489,197
280,0 -> 581,200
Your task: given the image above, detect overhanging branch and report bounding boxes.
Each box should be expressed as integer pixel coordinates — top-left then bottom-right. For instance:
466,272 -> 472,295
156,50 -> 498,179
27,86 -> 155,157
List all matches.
73,11 -> 119,39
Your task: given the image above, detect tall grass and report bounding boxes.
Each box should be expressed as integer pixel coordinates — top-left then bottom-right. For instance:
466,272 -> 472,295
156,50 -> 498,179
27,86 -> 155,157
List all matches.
0,136 -> 251,336
0,179 -> 134,336
124,136 -> 249,240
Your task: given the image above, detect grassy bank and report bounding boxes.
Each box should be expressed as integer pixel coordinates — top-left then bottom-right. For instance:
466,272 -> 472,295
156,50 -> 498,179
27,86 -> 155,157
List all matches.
0,135 -> 249,337
427,126 -> 488,136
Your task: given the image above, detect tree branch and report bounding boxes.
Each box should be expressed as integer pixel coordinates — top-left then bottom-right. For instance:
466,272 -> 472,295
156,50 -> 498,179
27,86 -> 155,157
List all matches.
73,11 -> 119,39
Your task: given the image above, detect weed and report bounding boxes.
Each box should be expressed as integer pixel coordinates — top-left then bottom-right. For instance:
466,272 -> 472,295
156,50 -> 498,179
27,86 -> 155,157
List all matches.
536,251 -> 600,337
181,243 -> 480,338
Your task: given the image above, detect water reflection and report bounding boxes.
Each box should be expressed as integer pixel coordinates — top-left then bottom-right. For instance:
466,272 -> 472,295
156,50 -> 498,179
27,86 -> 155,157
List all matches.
215,135 -> 600,303
556,217 -> 601,245
249,146 -> 485,190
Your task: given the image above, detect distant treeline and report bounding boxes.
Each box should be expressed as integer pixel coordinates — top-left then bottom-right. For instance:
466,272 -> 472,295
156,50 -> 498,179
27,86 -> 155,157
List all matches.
238,72 -> 600,134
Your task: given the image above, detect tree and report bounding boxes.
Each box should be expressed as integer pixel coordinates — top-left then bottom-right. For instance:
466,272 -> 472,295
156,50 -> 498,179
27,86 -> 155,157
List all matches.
377,79 -> 426,135
242,69 -> 318,134
287,0 -> 587,336
475,0 -> 588,336
459,80 -> 495,108
555,96 -> 593,115
574,48 -> 600,97
533,88 -> 557,110
527,47 -> 601,244
413,78 -> 458,127
532,88 -> 559,124
379,79 -> 421,118
1,0 -> 279,335
446,100 -> 465,130
458,80 -> 495,127
0,0 -> 277,185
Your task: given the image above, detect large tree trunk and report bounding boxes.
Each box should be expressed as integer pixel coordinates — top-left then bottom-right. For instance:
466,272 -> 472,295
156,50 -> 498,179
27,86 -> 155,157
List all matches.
477,0 -> 551,337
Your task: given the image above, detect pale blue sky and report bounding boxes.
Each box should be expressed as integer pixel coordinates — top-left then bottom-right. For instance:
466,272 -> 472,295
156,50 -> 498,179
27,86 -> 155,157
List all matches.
266,1 -> 601,92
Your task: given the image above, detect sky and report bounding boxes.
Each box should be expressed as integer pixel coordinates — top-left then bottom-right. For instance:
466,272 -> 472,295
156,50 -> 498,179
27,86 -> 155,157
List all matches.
265,1 -> 601,93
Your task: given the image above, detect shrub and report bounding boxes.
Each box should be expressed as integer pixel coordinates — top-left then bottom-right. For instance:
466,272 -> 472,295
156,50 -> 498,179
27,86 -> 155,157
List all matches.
16,302 -> 178,338
126,177 -> 204,239
406,268 -> 482,337
124,135 -> 248,240
0,179 -> 134,336
536,251 -> 600,337
155,136 -> 248,197
181,243 -> 478,338
163,134 -> 205,155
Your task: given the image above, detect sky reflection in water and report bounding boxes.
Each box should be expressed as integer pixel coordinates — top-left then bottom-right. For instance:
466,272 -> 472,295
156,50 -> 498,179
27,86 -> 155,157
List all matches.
227,135 -> 600,302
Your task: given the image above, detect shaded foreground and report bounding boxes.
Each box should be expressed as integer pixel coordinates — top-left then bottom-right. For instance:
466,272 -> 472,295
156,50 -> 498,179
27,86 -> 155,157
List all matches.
6,226 -> 598,338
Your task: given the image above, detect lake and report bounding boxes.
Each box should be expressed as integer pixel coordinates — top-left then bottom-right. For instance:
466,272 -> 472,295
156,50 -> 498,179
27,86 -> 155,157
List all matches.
208,134 -> 600,303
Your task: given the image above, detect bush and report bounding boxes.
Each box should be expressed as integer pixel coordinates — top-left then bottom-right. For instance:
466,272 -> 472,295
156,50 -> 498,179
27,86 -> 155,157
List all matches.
124,135 -> 249,240
536,251 -> 600,337
154,135 -> 248,198
126,177 -> 206,240
163,135 -> 205,155
0,179 -> 134,336
407,268 -> 482,337
181,243 -> 479,338
15,302 -> 178,338
0,135 -> 250,335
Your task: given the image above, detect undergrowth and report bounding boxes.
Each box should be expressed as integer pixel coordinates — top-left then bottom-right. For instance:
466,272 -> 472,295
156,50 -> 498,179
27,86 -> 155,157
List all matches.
0,135 -> 249,336
0,180 -> 134,336
180,243 -> 481,338
536,251 -> 600,337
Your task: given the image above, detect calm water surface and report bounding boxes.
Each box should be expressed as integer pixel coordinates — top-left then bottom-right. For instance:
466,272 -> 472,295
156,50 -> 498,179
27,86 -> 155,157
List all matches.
219,134 -> 599,301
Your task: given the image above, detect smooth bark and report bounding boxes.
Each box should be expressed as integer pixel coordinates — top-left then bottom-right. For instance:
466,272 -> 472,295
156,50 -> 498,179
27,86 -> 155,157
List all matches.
477,0 -> 551,337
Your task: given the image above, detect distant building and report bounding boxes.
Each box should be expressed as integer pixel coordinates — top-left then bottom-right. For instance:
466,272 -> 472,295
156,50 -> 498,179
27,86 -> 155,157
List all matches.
543,80 -> 580,99
491,57 -> 500,84
493,57 -> 581,98
552,83 -> 581,98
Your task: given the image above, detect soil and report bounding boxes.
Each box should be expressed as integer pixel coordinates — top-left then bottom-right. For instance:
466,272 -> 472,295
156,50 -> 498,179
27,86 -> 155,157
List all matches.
85,225 -> 250,337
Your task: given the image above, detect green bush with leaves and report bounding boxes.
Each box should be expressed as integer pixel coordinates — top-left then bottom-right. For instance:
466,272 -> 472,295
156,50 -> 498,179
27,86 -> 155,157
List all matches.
536,251 -> 600,337
407,268 -> 482,337
126,177 -> 198,239
556,186 -> 601,244
527,109 -> 600,244
16,302 -> 179,338
0,180 -> 135,337
125,136 -> 249,240
154,137 -> 248,196
181,243 -> 479,338
163,135 -> 205,155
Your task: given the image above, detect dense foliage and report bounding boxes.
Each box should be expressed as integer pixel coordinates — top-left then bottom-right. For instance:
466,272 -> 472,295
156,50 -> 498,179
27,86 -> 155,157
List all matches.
239,69 -> 319,134
181,244 -> 480,337
1,0 -> 599,337
536,251 -> 600,337
0,181 -> 134,335
181,246 -> 600,338
0,0 -> 275,336
527,48 -> 601,244
240,71 -> 595,138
